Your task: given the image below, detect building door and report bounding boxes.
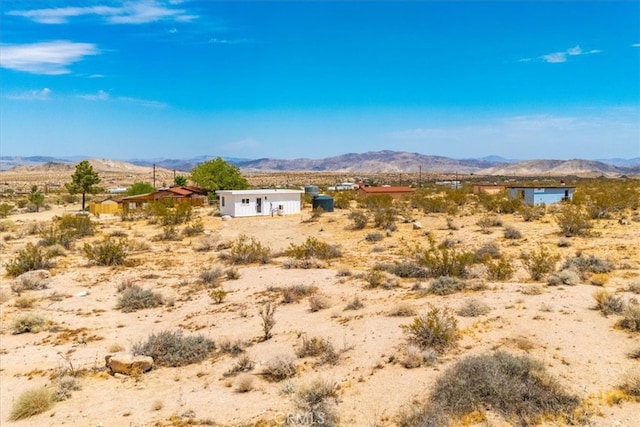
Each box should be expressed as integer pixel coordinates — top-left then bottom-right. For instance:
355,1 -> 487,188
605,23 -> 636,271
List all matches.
256,197 -> 262,214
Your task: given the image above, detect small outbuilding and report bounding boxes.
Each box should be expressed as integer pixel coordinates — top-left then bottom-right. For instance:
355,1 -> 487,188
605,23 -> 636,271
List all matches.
508,186 -> 574,205
216,189 -> 304,217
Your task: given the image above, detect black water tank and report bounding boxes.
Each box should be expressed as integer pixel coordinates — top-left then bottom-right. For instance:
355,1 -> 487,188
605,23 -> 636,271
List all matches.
312,195 -> 334,212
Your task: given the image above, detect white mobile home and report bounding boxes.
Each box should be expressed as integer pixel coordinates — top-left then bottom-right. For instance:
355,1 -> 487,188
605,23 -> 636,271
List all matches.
216,189 -> 304,217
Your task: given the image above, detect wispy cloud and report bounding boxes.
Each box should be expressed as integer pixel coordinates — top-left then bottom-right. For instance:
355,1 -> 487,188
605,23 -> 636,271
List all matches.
208,38 -> 254,45
77,90 -> 167,108
79,90 -> 110,101
6,0 -> 197,25
118,96 -> 167,108
540,45 -> 601,63
632,43 -> 640,48
6,88 -> 52,101
0,40 -> 100,75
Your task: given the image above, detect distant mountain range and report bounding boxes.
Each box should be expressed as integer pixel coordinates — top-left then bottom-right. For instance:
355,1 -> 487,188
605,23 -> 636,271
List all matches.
1,152 -> 639,177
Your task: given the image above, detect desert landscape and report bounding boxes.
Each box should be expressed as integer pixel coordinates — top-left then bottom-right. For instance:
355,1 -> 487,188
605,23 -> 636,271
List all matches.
1,163 -> 639,427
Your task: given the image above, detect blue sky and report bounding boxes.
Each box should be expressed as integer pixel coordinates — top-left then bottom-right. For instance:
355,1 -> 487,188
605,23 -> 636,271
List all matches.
1,0 -> 638,161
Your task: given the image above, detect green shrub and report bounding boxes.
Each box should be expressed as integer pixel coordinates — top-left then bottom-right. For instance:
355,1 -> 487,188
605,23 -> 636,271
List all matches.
210,288 -> 227,304
9,387 -> 56,421
182,219 -> 204,236
403,306 -> 458,353
428,276 -> 466,295
554,204 -> 592,236
6,243 -> 54,277
132,330 -> 215,367
154,225 -> 181,241
296,336 -> 337,363
485,258 -> 514,281
518,204 -> 545,222
117,285 -> 164,312
348,210 -> 368,230
521,245 -> 559,281
362,269 -> 396,289
228,234 -> 271,264
360,194 -> 393,209
377,261 -> 428,279
428,351 -> 580,425
83,237 -> 128,266
373,207 -> 397,229
12,313 -> 47,334
474,241 -> 501,262
146,201 -> 193,226
284,236 -> 342,260
39,214 -> 95,248
414,239 -> 475,278
0,202 -> 14,218
225,267 -> 240,280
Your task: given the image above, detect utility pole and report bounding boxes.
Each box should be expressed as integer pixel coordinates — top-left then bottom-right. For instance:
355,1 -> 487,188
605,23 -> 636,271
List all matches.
419,166 -> 422,188
153,164 -> 156,190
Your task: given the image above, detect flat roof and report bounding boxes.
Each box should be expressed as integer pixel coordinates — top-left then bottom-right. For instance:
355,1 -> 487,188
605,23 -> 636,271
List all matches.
507,186 -> 575,189
216,189 -> 304,195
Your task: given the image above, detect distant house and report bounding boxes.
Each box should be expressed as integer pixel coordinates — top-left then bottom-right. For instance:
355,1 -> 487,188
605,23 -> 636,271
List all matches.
473,184 -> 507,195
120,186 -> 207,212
216,189 -> 304,217
356,183 -> 415,200
508,186 -> 574,205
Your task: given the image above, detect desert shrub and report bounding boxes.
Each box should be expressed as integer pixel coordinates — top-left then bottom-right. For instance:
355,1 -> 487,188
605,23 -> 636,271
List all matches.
474,241 -> 501,262
629,348 -> 640,360
284,236 -> 342,260
282,257 -> 326,269
259,302 -> 276,341
54,375 -> 81,401
294,378 -> 339,427
547,269 -> 581,286
132,330 -> 215,367
262,355 -> 297,381
476,215 -> 502,233
414,238 -> 475,278
401,344 -> 427,369
296,336 -> 336,361
182,219 -> 204,236
83,237 -> 128,266
378,261 -> 428,279
282,284 -> 317,303
344,296 -> 364,310
617,373 -> 640,398
562,253 -> 613,279
225,268 -> 240,280
429,351 -> 580,425
593,290 -> 625,316
360,194 -> 393,209
373,207 -> 397,229
146,201 -> 193,226
521,245 -> 559,281
6,243 -> 54,277
199,267 -> 224,287
403,306 -> 458,353
521,284 -> 544,295
365,232 -> 384,242
397,402 -> 450,427
361,269 -> 397,289
225,354 -> 255,377
193,235 -> 218,252
348,210 -> 368,230
234,374 -> 254,393
555,204 -> 592,236
557,237 -> 572,247
457,299 -> 491,317
428,276 -> 466,296
518,204 -> 545,222
485,258 -> 514,281
0,202 -> 14,218
11,270 -> 49,293
9,387 -> 56,421
628,281 -> 640,294
12,313 -> 47,334
117,285 -> 164,312
154,225 -> 181,241
218,339 -> 249,356
589,273 -> 610,286
228,234 -> 271,264
39,214 -> 95,248
445,216 -> 459,230
13,295 -> 37,309
210,288 -> 228,304
309,294 -> 331,312
331,190 -> 355,209
617,304 -> 640,332
388,302 -> 417,317
503,225 -> 522,239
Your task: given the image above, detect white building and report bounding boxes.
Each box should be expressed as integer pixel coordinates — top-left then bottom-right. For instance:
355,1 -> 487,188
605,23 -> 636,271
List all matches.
216,189 -> 304,217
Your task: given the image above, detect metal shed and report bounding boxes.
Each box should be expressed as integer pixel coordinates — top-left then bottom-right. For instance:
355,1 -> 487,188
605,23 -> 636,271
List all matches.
216,189 -> 304,217
508,186 -> 574,205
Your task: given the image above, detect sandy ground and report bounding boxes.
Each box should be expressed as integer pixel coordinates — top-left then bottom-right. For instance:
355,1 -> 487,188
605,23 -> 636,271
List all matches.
1,202 -> 639,427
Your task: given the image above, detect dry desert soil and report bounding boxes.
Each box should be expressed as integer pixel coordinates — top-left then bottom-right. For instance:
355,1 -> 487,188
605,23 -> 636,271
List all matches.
1,178 -> 639,427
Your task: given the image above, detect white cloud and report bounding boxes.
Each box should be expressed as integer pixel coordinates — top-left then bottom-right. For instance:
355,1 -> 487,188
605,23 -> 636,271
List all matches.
118,96 -> 167,108
540,45 -> 601,64
0,40 -> 100,75
208,38 -> 253,45
79,90 -> 110,101
6,0 -> 197,25
6,87 -> 52,101
632,43 -> 640,48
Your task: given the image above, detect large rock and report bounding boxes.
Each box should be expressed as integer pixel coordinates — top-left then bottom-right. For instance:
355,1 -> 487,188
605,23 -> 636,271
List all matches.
105,354 -> 154,376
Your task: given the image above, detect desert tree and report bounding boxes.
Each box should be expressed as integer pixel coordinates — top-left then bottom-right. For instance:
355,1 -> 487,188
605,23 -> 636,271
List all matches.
65,160 -> 101,211
127,182 -> 154,196
28,186 -> 45,212
173,175 -> 188,186
189,157 -> 248,201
